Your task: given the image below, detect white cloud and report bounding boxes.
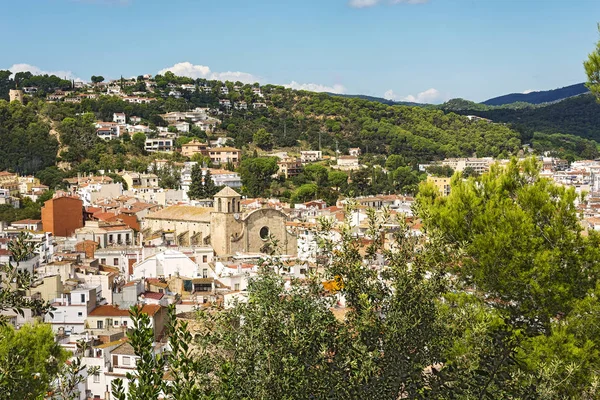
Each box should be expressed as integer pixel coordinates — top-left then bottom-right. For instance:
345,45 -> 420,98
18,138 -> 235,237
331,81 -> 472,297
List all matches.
349,0 -> 380,8
7,63 -> 83,81
349,0 -> 429,8
285,81 -> 346,94
522,89 -> 537,94
160,62 -> 345,94
384,88 -> 446,104
158,62 -> 260,84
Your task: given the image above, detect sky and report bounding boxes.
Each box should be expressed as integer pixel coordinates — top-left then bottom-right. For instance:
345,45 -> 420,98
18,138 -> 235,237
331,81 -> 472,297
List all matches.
1,0 -> 599,103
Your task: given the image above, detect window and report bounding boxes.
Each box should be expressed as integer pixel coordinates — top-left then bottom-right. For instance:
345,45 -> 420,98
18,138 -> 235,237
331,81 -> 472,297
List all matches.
100,258 -> 106,264
122,356 -> 130,366
114,258 -> 119,266
123,320 -> 127,326
259,226 -> 270,240
114,320 -> 119,326
81,294 -> 86,303
202,268 -> 208,278
202,255 -> 207,263
234,283 -> 240,291
78,312 -> 83,317
109,234 -> 113,243
93,373 -> 100,383
97,321 -> 103,329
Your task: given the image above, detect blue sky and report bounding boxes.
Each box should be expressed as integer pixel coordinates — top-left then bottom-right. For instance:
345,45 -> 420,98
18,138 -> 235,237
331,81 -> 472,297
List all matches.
1,0 -> 599,103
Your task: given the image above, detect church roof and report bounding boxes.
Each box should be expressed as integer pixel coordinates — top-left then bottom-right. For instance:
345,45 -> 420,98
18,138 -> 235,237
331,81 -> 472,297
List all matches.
215,186 -> 240,198
145,205 -> 211,222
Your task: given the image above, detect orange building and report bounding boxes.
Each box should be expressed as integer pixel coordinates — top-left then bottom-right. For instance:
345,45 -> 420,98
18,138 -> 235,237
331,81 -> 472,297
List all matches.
41,196 -> 84,237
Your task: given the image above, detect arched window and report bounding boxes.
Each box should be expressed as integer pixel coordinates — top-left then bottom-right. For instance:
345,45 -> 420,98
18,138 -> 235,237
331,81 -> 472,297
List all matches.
218,198 -> 222,212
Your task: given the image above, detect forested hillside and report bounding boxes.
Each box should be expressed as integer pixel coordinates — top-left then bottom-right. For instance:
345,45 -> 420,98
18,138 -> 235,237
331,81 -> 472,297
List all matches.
442,93 -> 600,143
223,87 -> 521,162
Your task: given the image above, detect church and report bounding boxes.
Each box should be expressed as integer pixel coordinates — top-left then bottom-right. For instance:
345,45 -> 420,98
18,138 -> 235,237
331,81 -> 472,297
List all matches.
142,187 -> 297,257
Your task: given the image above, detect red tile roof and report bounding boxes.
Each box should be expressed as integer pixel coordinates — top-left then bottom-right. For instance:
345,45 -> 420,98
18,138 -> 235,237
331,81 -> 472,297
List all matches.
88,304 -> 162,317
142,292 -> 164,300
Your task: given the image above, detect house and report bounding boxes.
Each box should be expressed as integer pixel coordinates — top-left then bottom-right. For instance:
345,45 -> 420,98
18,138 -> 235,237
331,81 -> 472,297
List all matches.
427,176 -> 451,196
83,339 -> 166,399
171,121 -> 190,133
181,140 -> 209,158
234,101 -> 248,110
45,287 -> 98,335
278,157 -> 303,179
220,86 -> 229,95
219,99 -> 231,108
194,119 -> 218,132
121,172 -> 159,189
300,151 -> 322,164
11,219 -> 43,231
208,146 -> 241,167
75,220 -> 135,248
145,138 -> 174,153
130,116 -> 142,124
253,102 -> 267,109
41,195 -> 84,237
113,113 -> 126,124
86,304 -> 167,341
336,155 -> 360,170
349,147 -> 362,157
131,249 -> 213,280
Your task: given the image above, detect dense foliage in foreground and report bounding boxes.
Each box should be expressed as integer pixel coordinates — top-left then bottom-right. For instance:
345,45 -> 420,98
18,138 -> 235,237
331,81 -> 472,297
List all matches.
109,159 -> 600,399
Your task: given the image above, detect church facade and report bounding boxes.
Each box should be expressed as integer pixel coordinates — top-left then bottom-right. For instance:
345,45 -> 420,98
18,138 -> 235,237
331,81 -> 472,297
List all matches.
142,187 -> 297,257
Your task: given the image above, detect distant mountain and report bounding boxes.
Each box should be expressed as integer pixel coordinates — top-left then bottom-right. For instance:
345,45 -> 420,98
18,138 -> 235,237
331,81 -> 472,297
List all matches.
482,83 -> 589,106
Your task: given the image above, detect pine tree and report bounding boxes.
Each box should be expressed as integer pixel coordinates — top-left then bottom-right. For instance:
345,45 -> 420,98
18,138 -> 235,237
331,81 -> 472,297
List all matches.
203,169 -> 218,197
187,164 -> 204,200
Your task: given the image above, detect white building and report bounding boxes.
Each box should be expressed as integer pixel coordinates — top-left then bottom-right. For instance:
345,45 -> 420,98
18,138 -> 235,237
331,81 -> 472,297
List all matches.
113,113 -> 126,124
131,249 -> 213,280
300,151 -> 322,164
145,138 -> 174,153
45,287 -> 98,335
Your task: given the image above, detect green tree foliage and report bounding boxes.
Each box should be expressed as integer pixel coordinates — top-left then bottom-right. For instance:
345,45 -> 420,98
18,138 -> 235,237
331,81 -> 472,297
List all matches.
188,165 -> 218,200
253,128 -> 274,150
131,132 -> 147,152
156,163 -> 181,190
426,164 -> 454,177
0,232 -> 52,324
0,70 -> 13,100
238,157 -> 278,197
90,75 -> 105,84
585,23 -> 600,100
442,94 -> 600,147
417,158 -> 600,330
328,169 -> 348,190
291,183 -> 318,203
57,113 -> 99,163
0,100 -> 59,174
531,132 -> 599,161
0,323 -> 69,399
112,306 -> 166,400
13,71 -> 72,96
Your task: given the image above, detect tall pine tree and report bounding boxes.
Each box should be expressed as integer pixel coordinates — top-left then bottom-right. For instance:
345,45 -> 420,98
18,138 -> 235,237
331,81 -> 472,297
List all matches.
187,164 -> 204,199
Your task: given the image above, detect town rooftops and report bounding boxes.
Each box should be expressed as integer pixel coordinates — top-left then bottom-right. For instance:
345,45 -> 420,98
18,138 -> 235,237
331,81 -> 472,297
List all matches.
11,219 -> 42,225
145,205 -> 212,222
111,341 -> 136,356
88,304 -> 162,317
